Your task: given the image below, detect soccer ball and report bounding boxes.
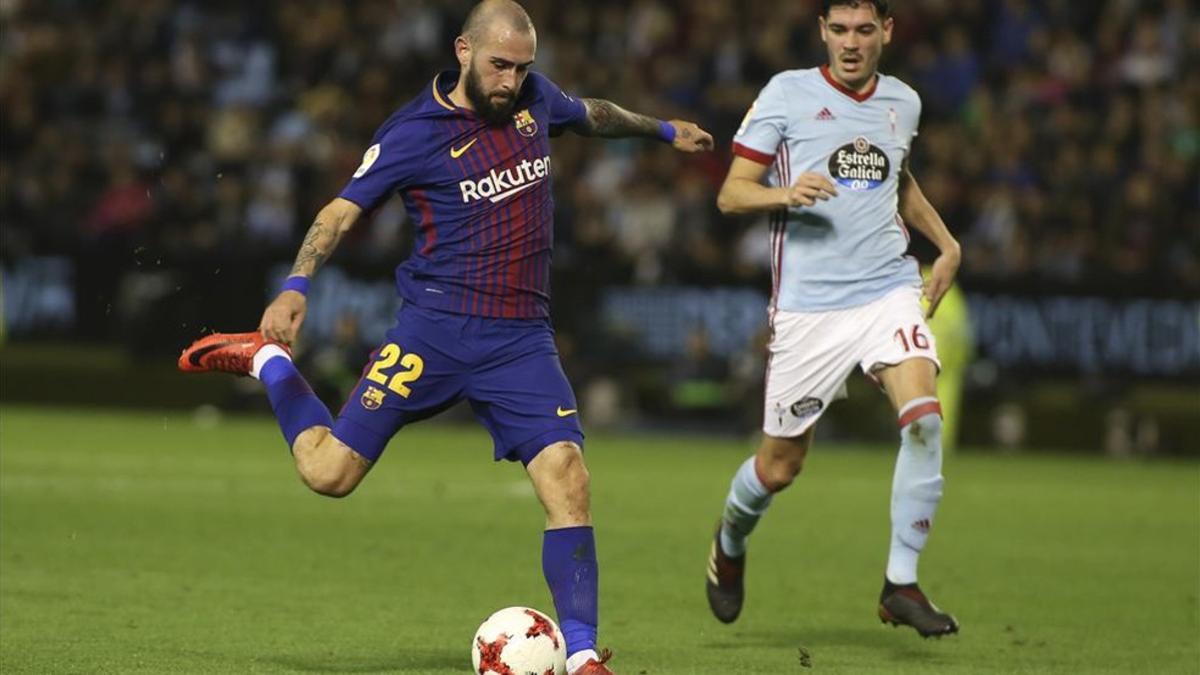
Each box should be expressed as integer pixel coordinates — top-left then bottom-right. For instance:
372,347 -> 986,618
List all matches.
471,606 -> 567,675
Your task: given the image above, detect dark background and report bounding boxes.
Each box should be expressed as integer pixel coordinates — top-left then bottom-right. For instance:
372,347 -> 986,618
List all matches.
2,0 -> 1197,452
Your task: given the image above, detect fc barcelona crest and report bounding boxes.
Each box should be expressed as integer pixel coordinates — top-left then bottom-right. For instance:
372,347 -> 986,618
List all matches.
361,386 -> 386,411
513,109 -> 538,137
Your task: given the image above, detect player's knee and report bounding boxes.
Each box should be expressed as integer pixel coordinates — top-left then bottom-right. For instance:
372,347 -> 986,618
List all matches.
294,455 -> 359,497
530,441 -> 591,522
545,442 -> 590,502
293,436 -> 365,498
757,439 -> 809,492
759,455 -> 803,492
297,466 -> 358,498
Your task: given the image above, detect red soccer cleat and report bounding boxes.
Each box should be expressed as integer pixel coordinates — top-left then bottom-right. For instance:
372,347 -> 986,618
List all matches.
177,332 -> 288,375
571,649 -> 615,675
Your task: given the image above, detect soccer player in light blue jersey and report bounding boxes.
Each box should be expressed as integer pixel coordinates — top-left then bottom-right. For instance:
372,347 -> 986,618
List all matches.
704,0 -> 962,638
178,2 -> 713,672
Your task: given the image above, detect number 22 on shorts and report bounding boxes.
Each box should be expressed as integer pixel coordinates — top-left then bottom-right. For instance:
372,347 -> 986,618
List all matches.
893,325 -> 930,352
365,344 -> 425,397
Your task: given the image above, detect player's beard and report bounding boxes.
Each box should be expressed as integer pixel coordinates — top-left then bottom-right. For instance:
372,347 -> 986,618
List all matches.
465,65 -> 517,128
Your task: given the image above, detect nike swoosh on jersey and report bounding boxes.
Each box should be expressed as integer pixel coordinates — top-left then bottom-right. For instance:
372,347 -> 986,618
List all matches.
490,179 -> 544,203
556,407 -> 578,417
450,138 -> 478,158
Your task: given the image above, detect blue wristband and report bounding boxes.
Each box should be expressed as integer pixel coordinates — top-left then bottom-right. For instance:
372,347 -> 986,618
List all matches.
657,120 -> 676,144
281,276 -> 310,296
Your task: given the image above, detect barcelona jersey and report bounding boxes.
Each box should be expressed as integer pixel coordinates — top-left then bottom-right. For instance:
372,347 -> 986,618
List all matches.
338,70 -> 587,319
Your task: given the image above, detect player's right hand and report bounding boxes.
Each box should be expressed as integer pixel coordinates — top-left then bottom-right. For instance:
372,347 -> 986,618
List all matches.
786,173 -> 838,207
259,291 -> 307,345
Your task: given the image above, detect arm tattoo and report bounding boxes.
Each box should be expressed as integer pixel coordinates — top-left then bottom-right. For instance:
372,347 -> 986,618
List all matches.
289,219 -> 343,277
578,98 -> 662,139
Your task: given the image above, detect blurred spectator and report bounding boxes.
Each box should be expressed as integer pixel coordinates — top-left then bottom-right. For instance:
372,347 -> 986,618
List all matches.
1,0 -> 1196,350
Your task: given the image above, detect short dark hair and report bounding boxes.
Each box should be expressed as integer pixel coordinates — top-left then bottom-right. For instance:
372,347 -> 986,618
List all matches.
821,0 -> 890,18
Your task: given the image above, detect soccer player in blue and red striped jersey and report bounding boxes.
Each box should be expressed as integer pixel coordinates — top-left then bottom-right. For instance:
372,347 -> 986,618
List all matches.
178,2 -> 712,673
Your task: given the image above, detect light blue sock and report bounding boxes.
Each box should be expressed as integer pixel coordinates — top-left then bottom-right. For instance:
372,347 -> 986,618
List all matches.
720,456 -> 773,558
887,398 -> 945,584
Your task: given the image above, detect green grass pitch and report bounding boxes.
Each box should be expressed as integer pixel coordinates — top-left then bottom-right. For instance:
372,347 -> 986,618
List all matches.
1,406 -> 1197,674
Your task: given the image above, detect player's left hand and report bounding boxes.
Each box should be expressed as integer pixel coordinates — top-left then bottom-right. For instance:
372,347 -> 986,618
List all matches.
923,248 -> 960,318
669,120 -> 714,152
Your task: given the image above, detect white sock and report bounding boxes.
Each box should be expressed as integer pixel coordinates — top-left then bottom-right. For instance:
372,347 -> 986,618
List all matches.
886,397 -> 944,585
719,456 -> 774,558
566,649 -> 599,674
250,344 -> 291,380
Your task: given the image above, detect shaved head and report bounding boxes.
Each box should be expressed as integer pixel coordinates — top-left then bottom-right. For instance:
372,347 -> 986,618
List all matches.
462,0 -> 535,46
452,0 -> 537,127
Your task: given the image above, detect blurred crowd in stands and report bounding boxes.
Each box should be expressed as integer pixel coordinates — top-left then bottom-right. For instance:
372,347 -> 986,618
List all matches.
4,0 -> 1197,290
2,0 -> 1196,447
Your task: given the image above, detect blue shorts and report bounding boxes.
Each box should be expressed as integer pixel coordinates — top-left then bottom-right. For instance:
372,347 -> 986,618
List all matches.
332,303 -> 584,465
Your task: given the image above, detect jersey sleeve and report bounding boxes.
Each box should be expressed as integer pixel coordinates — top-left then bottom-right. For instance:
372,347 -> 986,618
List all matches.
338,122 -> 426,211
533,72 -> 587,134
732,75 -> 789,165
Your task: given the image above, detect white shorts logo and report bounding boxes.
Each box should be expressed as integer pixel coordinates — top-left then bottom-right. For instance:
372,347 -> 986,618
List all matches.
774,396 -> 823,427
353,143 -> 381,178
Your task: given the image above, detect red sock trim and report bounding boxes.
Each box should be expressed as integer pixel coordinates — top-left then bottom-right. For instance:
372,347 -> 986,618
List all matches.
898,401 -> 942,429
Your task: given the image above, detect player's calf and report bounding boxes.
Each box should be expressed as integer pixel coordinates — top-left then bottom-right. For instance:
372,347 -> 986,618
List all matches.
529,442 -> 602,670
708,433 -> 810,623
291,426 -> 372,498
887,399 -> 945,584
180,331 -> 371,498
719,433 -> 810,558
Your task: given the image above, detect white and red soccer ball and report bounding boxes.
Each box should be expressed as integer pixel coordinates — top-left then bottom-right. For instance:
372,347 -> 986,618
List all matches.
471,606 -> 567,675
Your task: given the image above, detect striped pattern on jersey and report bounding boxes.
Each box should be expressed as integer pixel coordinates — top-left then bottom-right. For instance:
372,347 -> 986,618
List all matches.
339,71 -> 586,319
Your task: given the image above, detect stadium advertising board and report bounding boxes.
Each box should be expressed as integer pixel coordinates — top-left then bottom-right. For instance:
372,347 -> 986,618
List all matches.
2,259 -> 1197,380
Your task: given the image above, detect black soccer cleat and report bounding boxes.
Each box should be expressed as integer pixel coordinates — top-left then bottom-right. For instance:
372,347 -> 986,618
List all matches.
705,523 -> 746,624
878,579 -> 960,638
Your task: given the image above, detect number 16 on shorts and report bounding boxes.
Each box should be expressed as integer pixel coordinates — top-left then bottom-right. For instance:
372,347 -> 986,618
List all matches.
893,325 -> 931,353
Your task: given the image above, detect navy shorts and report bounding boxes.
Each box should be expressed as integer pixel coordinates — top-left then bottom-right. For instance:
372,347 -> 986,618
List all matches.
332,303 -> 583,465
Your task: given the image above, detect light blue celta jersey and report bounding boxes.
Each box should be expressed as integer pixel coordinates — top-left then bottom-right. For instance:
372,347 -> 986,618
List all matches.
733,66 -> 923,312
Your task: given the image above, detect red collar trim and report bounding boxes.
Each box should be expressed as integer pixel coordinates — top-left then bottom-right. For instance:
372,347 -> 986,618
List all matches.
820,64 -> 877,102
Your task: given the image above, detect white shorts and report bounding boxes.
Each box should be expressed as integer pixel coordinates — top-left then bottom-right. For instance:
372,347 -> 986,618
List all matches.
762,286 -> 941,437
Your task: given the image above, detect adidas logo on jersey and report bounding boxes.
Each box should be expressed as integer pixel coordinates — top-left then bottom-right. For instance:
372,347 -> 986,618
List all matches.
459,155 -> 551,204
815,107 -> 836,121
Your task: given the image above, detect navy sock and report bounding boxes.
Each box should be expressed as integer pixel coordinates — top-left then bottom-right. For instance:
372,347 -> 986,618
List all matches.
259,357 -> 333,449
542,526 -> 598,657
